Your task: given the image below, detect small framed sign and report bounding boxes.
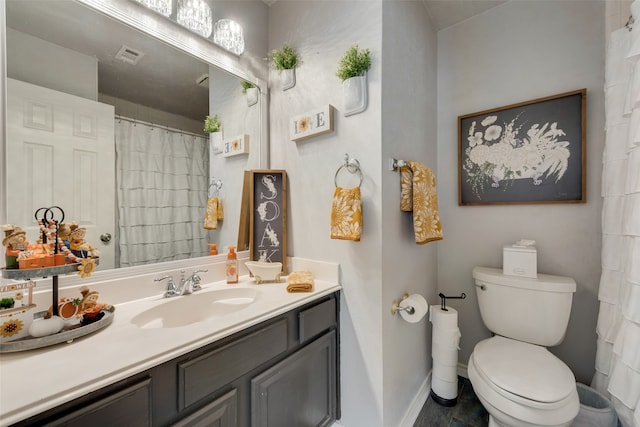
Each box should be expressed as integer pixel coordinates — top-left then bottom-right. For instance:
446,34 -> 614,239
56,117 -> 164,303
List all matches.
290,105 -> 334,142
249,170 -> 287,272
223,134 -> 250,157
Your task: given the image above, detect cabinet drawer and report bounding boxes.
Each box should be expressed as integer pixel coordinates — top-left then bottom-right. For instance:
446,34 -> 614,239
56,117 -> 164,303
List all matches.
299,297 -> 336,343
43,377 -> 152,427
178,319 -> 288,410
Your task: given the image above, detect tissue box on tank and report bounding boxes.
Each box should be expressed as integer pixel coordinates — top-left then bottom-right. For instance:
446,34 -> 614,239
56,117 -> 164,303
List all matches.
503,245 -> 537,278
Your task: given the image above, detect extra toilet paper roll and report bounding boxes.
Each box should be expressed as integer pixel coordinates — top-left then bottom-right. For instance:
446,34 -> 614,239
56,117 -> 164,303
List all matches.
430,304 -> 461,402
399,294 -> 428,323
429,305 -> 459,329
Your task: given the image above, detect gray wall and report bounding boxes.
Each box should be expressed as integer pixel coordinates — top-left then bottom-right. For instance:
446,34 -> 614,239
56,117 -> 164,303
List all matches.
436,0 -> 606,384
269,1 -> 438,426
381,2 -> 438,426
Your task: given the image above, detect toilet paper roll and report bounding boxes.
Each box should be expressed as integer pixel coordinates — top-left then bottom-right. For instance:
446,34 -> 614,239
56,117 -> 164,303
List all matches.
399,294 -> 428,323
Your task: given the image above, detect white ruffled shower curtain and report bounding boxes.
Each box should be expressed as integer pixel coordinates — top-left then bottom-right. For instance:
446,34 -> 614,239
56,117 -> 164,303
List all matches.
593,5 -> 640,426
115,117 -> 209,268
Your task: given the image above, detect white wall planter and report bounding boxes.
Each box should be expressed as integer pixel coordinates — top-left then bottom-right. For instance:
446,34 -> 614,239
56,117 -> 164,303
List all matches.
342,73 -> 367,117
210,131 -> 223,155
281,68 -> 296,91
246,87 -> 259,107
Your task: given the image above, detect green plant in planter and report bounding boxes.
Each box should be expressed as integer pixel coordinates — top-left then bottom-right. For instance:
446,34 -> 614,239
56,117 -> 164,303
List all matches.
269,44 -> 299,72
204,115 -> 221,133
0,298 -> 15,309
336,44 -> 371,82
241,81 -> 255,93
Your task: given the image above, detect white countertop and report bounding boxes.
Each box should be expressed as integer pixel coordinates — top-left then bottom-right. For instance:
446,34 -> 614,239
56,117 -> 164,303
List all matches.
0,258 -> 341,426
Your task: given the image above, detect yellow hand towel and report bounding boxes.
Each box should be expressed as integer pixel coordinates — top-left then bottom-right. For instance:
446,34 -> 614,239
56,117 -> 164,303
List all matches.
330,186 -> 362,241
400,161 -> 443,244
203,197 -> 223,230
287,271 -> 314,293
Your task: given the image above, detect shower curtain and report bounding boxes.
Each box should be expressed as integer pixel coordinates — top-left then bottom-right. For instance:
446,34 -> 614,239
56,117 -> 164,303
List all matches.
593,6 -> 640,426
115,117 -> 209,268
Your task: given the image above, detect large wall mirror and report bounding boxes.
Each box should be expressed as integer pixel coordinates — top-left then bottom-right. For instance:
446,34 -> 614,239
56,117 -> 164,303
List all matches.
3,0 -> 268,272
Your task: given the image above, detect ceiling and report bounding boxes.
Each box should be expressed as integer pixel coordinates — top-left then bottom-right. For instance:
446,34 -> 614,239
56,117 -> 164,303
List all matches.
423,0 -> 508,31
6,0 -> 210,121
5,0 -> 507,122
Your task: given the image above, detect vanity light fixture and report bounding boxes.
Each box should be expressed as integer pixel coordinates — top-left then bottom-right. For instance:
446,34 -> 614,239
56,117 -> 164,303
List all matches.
132,0 -> 172,17
213,19 -> 245,55
177,0 -> 213,38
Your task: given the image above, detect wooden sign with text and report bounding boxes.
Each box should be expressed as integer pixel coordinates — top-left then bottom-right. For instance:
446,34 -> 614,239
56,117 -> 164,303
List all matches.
222,134 -> 250,157
249,170 -> 287,273
290,105 -> 334,142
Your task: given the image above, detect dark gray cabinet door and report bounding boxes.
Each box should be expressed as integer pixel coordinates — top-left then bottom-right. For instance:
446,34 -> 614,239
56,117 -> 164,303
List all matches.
172,389 -> 237,427
251,331 -> 337,427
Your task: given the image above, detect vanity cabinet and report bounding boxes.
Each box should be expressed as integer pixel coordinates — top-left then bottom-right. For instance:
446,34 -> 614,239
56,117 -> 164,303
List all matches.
12,292 -> 339,427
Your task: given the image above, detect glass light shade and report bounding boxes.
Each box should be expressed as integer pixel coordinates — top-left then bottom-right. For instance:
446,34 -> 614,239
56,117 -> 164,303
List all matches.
133,0 -> 172,17
213,19 -> 245,55
177,0 -> 213,38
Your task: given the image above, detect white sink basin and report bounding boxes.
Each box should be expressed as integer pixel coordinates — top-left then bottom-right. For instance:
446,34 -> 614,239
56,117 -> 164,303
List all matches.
131,287 -> 259,329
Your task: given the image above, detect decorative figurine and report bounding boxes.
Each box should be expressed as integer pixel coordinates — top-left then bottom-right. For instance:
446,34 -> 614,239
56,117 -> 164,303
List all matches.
76,286 -> 114,325
2,225 -> 29,269
58,223 -> 71,250
68,224 -> 99,259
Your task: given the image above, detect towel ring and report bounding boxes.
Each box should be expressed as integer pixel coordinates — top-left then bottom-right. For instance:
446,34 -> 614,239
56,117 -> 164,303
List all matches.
334,153 -> 363,188
209,178 -> 223,197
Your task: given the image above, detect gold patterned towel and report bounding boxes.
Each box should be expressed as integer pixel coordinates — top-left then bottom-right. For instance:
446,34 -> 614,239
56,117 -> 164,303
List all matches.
287,271 -> 314,293
203,197 -> 224,230
330,186 -> 362,241
400,161 -> 443,244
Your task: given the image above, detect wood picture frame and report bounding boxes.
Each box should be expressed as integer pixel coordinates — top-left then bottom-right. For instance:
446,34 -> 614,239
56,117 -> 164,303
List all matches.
249,170 -> 287,273
458,89 -> 586,205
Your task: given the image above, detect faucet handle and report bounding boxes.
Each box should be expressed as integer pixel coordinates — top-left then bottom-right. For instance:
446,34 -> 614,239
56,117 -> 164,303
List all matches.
155,275 -> 179,297
190,269 -> 208,291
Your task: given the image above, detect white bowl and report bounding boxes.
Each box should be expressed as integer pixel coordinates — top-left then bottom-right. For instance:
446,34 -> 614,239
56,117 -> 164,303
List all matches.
245,261 -> 282,284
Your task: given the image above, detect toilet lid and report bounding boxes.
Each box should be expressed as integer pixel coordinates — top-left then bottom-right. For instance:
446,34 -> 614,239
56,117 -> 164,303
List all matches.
473,336 -> 576,403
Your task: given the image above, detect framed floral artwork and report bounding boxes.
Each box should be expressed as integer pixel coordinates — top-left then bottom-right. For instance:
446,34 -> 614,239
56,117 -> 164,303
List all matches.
458,89 -> 586,205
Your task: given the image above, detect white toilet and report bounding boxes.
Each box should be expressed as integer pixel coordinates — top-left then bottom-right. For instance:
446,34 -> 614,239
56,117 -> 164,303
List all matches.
467,266 -> 580,427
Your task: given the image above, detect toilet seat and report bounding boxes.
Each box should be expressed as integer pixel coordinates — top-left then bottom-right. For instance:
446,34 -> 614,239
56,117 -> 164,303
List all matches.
473,336 -> 576,404
469,336 -> 580,426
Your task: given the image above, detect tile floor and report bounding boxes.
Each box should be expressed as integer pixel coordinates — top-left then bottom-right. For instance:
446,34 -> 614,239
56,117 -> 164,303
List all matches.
413,377 -> 489,427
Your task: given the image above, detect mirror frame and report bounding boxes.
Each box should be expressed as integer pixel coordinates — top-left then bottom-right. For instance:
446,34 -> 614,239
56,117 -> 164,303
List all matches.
0,0 -> 269,278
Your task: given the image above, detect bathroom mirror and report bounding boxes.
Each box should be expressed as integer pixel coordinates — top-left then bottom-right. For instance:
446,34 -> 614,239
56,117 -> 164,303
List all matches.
3,0 -> 268,271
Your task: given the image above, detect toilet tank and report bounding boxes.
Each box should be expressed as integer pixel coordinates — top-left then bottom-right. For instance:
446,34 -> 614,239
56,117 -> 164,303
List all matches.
472,266 -> 576,346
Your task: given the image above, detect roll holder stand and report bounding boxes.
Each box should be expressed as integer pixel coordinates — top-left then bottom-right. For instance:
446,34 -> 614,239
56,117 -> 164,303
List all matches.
438,292 -> 466,311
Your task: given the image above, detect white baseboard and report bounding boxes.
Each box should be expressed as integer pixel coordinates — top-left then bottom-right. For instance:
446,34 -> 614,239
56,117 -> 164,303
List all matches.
458,362 -> 469,379
333,363 -> 470,427
399,370 -> 432,427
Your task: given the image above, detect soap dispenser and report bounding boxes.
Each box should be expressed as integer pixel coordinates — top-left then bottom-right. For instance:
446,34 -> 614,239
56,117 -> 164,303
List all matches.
226,246 -> 238,284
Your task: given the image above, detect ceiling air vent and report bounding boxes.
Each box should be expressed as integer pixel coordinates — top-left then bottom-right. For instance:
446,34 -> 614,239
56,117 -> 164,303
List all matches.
115,45 -> 144,65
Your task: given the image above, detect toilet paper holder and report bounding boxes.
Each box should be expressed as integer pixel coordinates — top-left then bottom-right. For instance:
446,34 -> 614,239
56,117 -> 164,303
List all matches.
438,292 -> 466,311
391,293 -> 415,315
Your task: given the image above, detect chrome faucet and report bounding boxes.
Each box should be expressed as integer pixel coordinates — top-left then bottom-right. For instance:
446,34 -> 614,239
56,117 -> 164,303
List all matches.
155,275 -> 180,298
155,269 -> 208,298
